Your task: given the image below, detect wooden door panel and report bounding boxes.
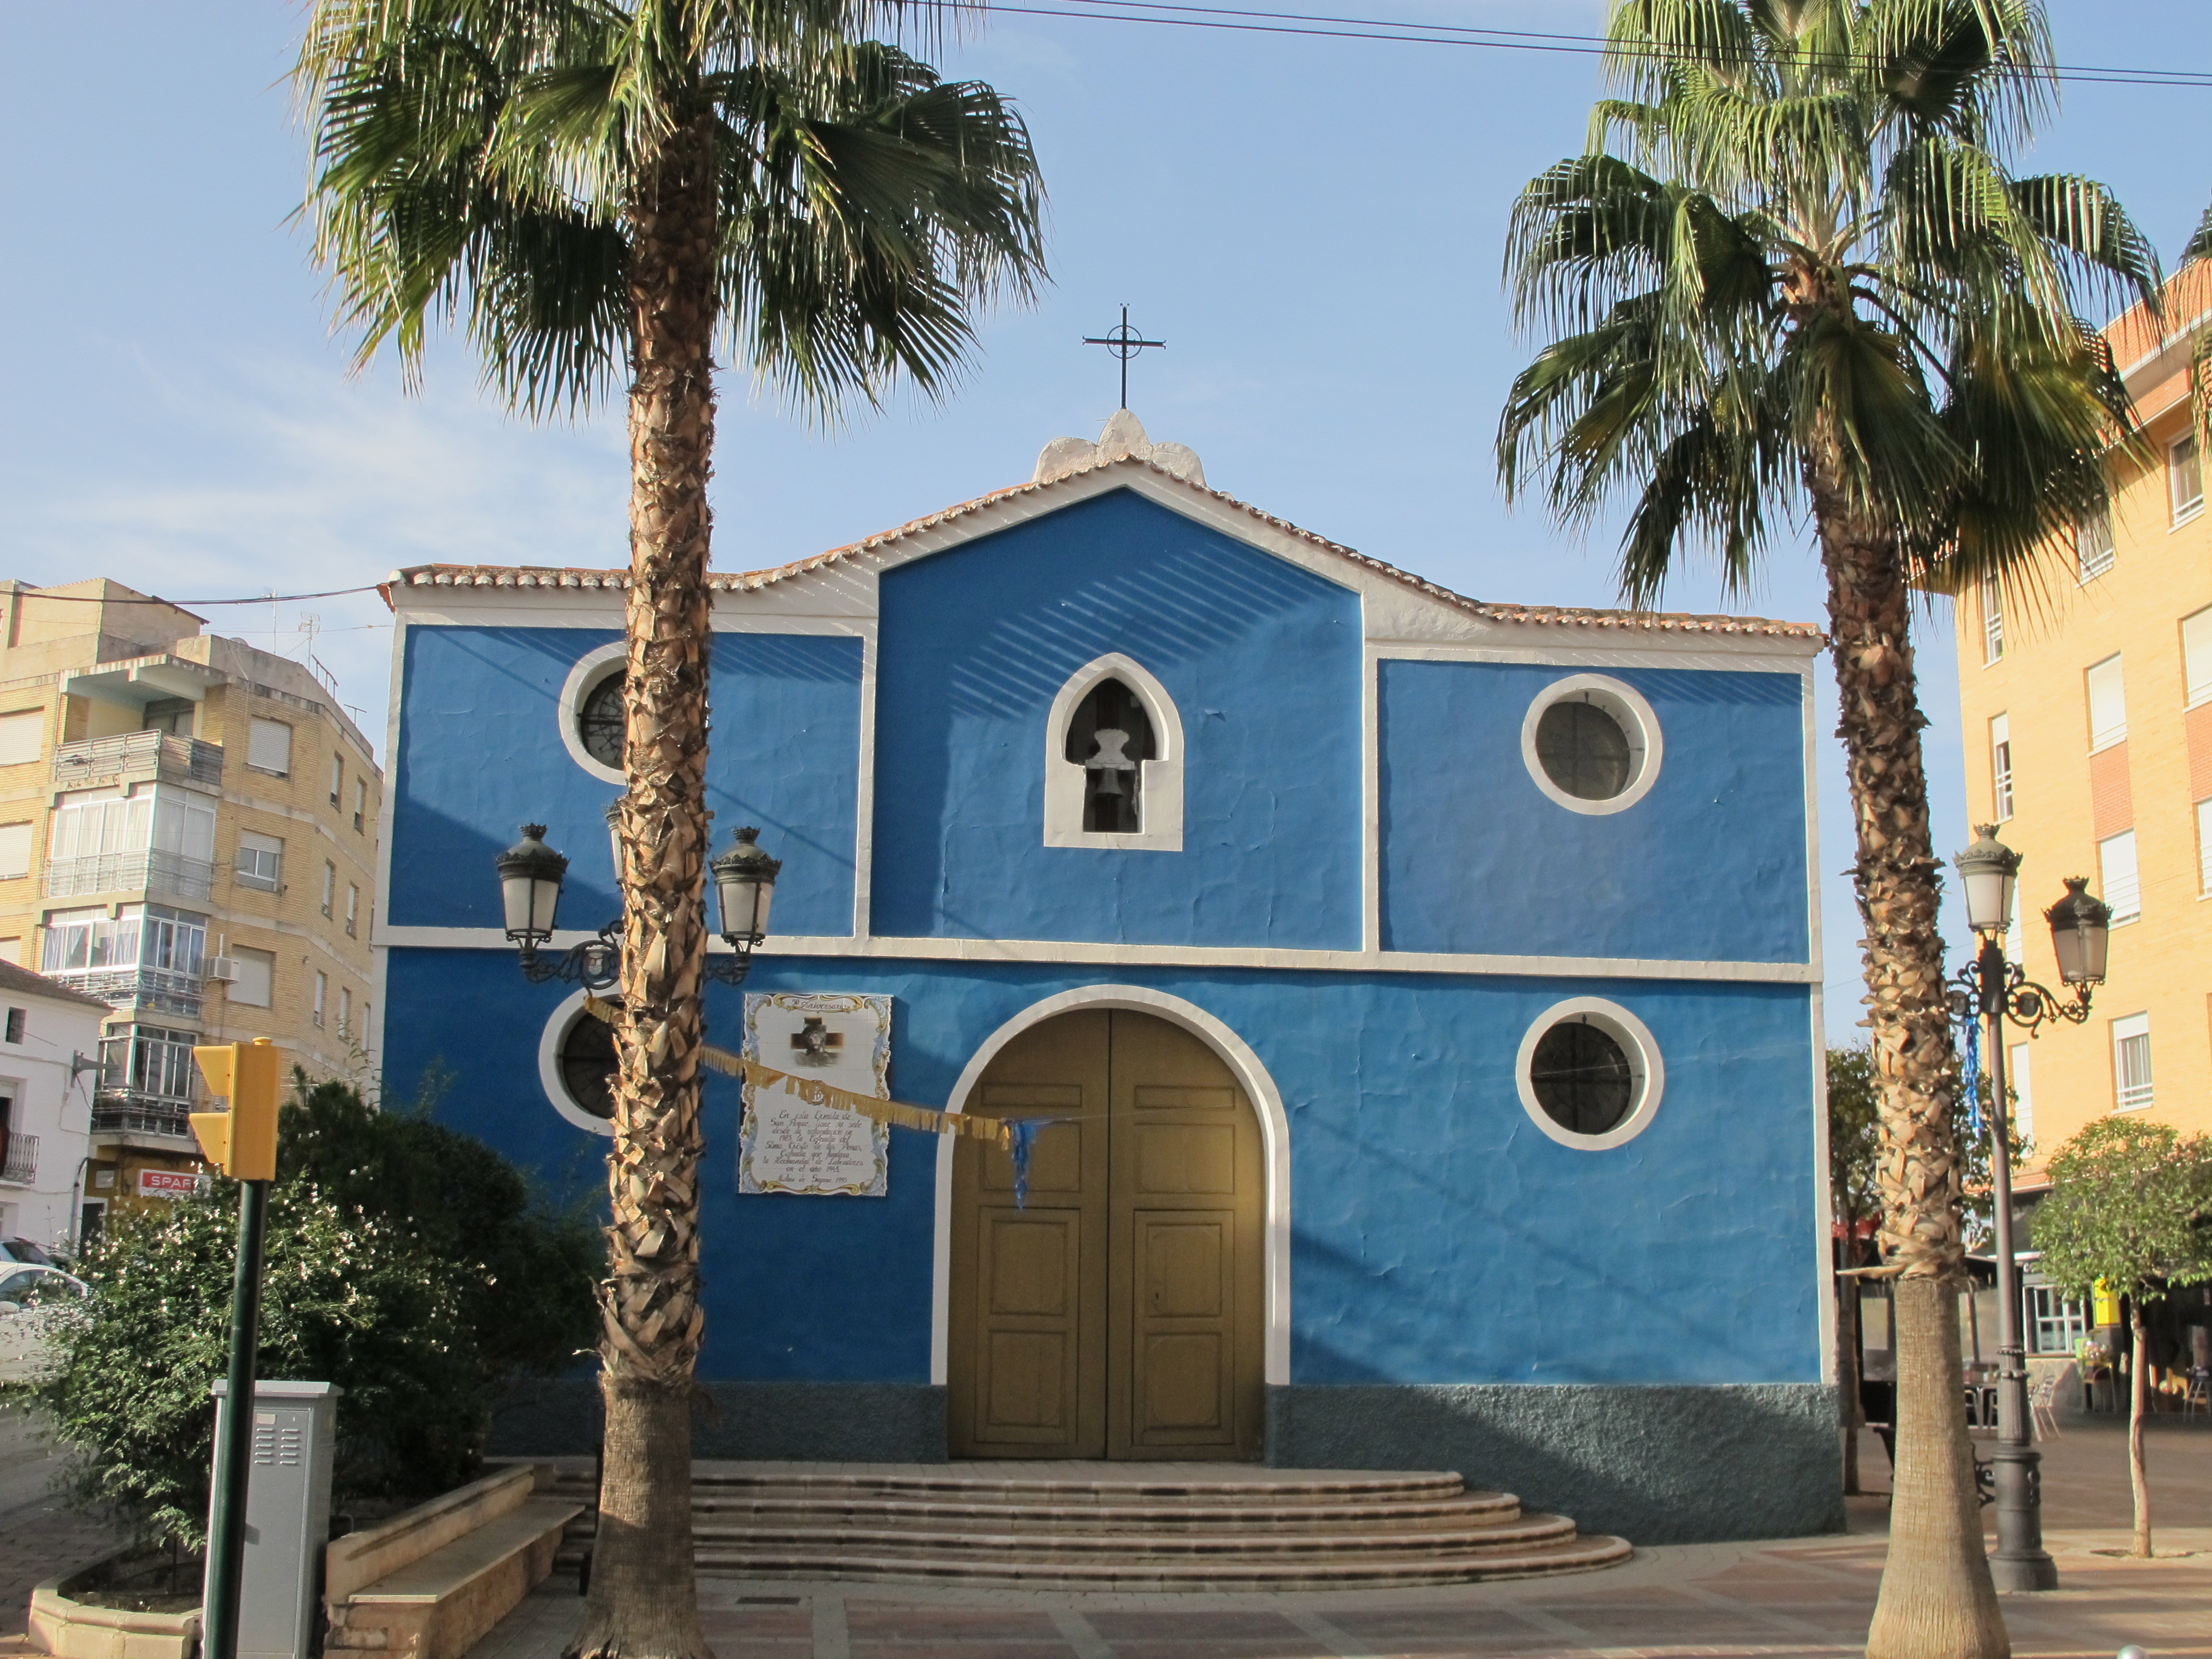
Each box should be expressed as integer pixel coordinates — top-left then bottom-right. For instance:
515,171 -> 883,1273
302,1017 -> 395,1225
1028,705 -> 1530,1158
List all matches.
1108,1014 -> 1264,1460
950,1013 -> 1108,1458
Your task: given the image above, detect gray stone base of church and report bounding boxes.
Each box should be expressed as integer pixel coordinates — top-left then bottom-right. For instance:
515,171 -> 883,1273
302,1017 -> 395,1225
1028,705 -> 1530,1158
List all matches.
1265,1383 -> 1843,1544
487,1381 -> 950,1462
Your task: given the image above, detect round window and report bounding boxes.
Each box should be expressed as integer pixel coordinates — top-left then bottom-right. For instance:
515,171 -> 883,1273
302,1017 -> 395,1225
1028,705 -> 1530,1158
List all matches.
578,672 -> 625,769
1513,998 -> 1664,1150
558,1009 -> 618,1122
1535,700 -> 1631,800
1528,1020 -> 1632,1135
1519,675 -> 1661,816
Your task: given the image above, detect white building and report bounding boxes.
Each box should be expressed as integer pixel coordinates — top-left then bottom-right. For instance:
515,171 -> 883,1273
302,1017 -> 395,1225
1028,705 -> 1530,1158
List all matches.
0,960 -> 112,1254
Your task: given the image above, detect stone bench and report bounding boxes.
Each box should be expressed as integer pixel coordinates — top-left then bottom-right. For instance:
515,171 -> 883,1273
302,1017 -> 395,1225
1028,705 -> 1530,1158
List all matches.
324,1466 -> 581,1659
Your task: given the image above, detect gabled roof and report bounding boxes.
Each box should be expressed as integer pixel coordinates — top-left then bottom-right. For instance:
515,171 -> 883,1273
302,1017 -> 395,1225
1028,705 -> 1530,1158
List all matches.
386,454 -> 1823,641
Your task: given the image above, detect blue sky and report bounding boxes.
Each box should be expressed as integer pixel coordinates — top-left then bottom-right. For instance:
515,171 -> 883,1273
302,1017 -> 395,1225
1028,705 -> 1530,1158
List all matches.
2,1 -> 2204,1037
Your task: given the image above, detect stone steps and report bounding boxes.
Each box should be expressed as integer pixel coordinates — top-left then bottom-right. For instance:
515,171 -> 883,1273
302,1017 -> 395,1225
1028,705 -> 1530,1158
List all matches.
547,1463 -> 1631,1589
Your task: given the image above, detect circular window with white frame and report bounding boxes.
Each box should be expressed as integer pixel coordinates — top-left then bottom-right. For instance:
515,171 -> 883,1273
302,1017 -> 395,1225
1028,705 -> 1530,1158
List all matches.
1520,674 -> 1662,814
538,988 -> 619,1136
558,643 -> 628,783
1514,997 -> 1664,1150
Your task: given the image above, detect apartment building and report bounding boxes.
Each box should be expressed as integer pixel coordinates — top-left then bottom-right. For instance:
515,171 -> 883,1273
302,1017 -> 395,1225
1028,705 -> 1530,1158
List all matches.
0,580 -> 381,1233
1952,264 -> 2212,1193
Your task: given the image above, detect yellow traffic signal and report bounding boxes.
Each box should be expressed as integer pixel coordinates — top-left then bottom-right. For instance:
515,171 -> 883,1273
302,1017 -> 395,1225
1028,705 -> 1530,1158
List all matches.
190,1039 -> 286,1182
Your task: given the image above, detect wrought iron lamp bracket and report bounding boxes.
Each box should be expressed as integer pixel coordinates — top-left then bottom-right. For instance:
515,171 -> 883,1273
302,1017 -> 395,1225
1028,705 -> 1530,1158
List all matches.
513,918 -> 759,990
1947,943 -> 2091,1039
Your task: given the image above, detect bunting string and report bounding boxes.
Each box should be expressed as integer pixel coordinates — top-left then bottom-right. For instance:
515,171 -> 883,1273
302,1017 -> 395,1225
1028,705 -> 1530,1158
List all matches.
583,995 -> 1014,1152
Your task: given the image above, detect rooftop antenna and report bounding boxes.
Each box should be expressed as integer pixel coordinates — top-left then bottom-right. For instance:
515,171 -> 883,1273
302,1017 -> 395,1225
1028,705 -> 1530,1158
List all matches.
1082,306 -> 1165,411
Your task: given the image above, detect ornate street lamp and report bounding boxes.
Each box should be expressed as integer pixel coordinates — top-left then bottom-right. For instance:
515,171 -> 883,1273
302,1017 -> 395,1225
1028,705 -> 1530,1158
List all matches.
495,819 -> 781,991
1947,826 -> 2111,1594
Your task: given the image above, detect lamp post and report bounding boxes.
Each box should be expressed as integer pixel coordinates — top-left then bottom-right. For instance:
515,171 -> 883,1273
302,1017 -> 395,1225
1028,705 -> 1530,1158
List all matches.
1949,826 -> 2112,1594
496,820 -> 782,990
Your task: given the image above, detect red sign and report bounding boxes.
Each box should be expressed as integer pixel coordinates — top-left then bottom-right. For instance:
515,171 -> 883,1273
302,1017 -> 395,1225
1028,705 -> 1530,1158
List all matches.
136,1168 -> 201,1199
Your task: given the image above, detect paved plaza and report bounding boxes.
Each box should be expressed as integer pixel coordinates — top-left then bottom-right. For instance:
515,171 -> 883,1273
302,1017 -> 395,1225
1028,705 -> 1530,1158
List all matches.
3,1410 -> 2208,1658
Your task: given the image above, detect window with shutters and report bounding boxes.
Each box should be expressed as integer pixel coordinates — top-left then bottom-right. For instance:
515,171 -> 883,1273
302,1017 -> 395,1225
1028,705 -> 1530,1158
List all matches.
1989,714 -> 2013,821
353,779 -> 366,834
321,862 -> 335,919
235,832 -> 282,892
247,718 -> 293,776
2099,830 -> 2140,925
338,988 -> 352,1039
2086,655 -> 2127,750
0,823 -> 31,880
313,971 -> 327,1028
2173,434 -> 2204,524
2184,608 -> 2212,708
345,884 -> 358,938
2076,508 -> 2115,580
2197,799 -> 2212,896
2111,1013 -> 2153,1111
0,710 -> 42,767
329,754 -> 343,805
1982,578 -> 2004,665
228,947 -> 274,1008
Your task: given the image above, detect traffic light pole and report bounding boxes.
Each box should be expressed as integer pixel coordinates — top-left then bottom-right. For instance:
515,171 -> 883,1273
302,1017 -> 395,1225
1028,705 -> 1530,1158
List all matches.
201,1175 -> 270,1659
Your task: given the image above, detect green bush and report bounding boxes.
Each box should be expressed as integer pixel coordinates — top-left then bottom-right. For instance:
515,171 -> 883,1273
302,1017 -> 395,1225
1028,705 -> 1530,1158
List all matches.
28,1074 -> 598,1548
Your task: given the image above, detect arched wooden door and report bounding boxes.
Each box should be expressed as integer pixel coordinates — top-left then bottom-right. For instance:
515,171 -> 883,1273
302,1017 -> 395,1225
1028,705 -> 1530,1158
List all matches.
949,1008 -> 1265,1460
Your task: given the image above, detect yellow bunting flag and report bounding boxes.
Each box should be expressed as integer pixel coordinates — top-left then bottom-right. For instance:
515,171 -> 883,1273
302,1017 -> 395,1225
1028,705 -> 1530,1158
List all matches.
581,995 -> 1012,1151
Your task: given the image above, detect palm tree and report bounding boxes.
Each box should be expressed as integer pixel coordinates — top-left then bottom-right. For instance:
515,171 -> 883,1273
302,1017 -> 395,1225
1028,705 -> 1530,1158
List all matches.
1497,4 -> 2156,1654
298,5 -> 1045,1655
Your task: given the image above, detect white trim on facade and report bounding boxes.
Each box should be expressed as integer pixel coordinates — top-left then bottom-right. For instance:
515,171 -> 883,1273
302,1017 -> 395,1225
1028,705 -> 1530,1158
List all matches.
379,923 -> 1821,984
1041,653 -> 1185,852
926,983 -> 1293,1389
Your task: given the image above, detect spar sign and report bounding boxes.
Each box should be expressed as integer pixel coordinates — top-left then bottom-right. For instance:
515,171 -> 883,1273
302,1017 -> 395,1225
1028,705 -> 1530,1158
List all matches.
136,1168 -> 206,1201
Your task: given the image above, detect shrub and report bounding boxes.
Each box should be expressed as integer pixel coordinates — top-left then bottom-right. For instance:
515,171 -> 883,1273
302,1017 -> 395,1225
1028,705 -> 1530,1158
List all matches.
28,1075 -> 598,1548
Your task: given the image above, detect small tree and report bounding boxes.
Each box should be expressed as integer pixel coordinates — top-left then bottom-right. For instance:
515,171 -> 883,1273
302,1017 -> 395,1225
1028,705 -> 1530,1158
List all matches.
31,1078 -> 597,1550
2032,1118 -> 2212,1558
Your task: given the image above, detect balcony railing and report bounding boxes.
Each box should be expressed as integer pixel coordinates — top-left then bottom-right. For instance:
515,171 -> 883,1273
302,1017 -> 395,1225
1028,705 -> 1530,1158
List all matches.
50,731 -> 223,791
43,850 -> 216,902
46,966 -> 203,1019
90,1098 -> 193,1141
0,1131 -> 34,1185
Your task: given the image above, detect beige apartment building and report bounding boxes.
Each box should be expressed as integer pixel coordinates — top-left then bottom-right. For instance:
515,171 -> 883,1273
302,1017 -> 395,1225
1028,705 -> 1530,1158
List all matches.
0,580 -> 381,1238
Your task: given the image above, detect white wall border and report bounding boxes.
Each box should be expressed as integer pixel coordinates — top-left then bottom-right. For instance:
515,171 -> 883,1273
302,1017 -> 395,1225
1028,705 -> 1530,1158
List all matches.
1519,673 -> 1663,817
1513,995 -> 1665,1151
927,984 -> 1292,1389
537,986 -> 617,1138
557,643 -> 629,786
1041,653 -> 1185,851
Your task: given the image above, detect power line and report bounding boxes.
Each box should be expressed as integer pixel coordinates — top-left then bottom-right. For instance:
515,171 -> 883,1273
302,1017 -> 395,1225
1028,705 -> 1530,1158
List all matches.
981,1 -> 2212,89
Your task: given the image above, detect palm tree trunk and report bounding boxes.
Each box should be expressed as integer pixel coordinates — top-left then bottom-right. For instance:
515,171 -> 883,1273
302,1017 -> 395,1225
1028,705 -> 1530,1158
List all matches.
568,112 -> 721,1659
1809,452 -> 2006,1659
1838,1268 -> 1865,1495
2129,1309 -> 2151,1558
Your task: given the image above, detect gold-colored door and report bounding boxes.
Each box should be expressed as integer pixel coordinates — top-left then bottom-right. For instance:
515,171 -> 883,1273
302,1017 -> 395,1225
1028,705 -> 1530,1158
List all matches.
950,1010 -> 1264,1461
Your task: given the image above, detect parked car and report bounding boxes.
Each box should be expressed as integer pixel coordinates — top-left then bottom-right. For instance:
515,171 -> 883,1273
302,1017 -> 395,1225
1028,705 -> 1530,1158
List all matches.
0,1264 -> 88,1384
0,1238 -> 56,1267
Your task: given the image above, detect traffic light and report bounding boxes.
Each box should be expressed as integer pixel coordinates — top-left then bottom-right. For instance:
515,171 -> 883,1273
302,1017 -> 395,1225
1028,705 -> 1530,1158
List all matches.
190,1039 -> 285,1182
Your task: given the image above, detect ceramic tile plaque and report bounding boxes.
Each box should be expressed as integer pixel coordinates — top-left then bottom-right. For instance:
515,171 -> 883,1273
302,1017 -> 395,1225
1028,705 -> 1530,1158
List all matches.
738,991 -> 891,1196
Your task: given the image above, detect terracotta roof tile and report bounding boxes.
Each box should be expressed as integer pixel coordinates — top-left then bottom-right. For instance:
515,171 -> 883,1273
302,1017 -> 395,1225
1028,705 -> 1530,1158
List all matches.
386,456 -> 1823,640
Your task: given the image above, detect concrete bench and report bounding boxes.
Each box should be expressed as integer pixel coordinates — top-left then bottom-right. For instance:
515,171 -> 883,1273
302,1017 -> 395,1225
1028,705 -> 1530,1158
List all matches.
324,1466 -> 581,1659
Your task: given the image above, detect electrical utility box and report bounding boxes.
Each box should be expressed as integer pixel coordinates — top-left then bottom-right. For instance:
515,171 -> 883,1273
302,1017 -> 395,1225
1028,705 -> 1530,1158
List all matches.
210,1380 -> 343,1659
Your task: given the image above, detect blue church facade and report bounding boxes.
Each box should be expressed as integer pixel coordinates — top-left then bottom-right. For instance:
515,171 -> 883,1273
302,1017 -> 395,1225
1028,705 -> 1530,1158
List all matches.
375,428 -> 1839,1543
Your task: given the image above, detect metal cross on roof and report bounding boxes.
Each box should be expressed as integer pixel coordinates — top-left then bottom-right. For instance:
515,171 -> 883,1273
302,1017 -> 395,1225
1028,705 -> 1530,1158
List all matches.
1082,307 -> 1165,409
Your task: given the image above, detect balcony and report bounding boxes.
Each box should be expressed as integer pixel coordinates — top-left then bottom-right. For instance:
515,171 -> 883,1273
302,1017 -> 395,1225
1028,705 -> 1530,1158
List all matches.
44,850 -> 216,902
46,966 -> 203,1019
50,732 -> 223,792
90,1098 -> 193,1142
0,1131 -> 34,1185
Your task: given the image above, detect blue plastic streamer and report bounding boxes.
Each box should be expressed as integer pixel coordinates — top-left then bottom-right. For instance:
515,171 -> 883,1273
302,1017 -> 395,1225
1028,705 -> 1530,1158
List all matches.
1007,1119 -> 1065,1211
1960,1014 -> 1984,1142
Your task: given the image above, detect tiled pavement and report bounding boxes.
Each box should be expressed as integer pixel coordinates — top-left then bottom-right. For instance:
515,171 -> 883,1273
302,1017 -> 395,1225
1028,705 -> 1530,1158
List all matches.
468,1423 -> 2212,1659
6,1408 -> 2210,1658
